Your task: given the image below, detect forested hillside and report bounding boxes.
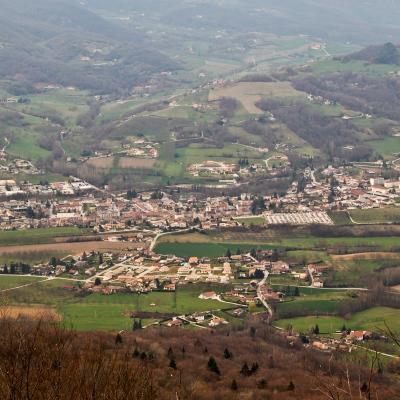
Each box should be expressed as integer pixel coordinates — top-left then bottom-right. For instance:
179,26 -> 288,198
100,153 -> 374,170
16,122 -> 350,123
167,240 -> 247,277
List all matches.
0,0 -> 178,95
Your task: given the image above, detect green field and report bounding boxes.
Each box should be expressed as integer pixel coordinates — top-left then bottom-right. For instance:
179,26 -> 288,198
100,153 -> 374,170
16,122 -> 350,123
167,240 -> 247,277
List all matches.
274,288 -> 352,318
155,242 -> 276,258
60,285 -> 232,331
368,137 -> 400,159
0,275 -> 46,290
327,258 -> 400,288
312,60 -> 397,76
284,250 -> 329,263
0,250 -> 69,265
4,279 -> 81,305
234,217 -> 266,226
156,233 -> 400,256
275,307 -> 400,334
349,208 -> 400,224
3,279 -> 233,331
328,211 -> 353,225
0,227 -> 89,246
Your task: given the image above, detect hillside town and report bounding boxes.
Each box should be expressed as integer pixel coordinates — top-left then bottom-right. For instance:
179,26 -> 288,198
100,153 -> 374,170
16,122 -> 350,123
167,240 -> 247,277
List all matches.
0,161 -> 399,232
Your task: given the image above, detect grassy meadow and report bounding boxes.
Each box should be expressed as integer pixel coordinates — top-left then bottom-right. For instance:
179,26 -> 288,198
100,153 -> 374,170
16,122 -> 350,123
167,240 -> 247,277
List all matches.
274,307 -> 400,334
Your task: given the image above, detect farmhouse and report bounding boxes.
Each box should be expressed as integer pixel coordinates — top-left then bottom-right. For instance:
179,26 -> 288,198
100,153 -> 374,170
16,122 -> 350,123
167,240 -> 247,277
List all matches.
199,291 -> 218,300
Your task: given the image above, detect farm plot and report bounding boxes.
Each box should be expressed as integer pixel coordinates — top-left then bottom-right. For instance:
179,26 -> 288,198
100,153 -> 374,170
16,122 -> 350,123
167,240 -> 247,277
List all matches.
0,305 -> 61,321
0,227 -> 88,247
86,156 -> 114,170
274,289 -> 351,318
118,157 -> 156,169
348,208 -> 400,224
209,82 -> 304,114
0,276 -> 46,290
0,241 -> 139,258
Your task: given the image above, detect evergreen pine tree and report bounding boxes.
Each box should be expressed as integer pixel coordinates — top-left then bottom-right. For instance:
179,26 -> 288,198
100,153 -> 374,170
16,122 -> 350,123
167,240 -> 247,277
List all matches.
169,358 -> 177,370
287,381 -> 295,391
240,362 -> 251,376
115,333 -> 123,345
224,348 -> 233,359
257,379 -> 268,389
268,356 -> 274,369
167,347 -> 174,359
133,347 -> 140,358
207,357 -> 220,375
251,362 -> 259,374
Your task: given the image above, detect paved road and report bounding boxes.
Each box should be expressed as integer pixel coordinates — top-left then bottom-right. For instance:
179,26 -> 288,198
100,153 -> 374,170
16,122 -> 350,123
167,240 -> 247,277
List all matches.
149,226 -> 201,252
257,271 -> 273,317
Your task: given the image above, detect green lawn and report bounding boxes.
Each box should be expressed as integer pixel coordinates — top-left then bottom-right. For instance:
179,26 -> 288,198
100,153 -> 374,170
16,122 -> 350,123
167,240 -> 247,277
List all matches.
275,307 -> 400,334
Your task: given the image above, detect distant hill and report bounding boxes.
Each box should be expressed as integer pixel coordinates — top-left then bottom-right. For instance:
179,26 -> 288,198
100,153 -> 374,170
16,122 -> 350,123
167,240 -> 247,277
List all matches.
82,0 -> 400,45
0,0 -> 179,95
342,43 -> 400,65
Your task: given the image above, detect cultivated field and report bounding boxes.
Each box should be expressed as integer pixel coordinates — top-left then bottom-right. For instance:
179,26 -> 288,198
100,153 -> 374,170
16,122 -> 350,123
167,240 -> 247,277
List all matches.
118,157 -> 156,169
208,82 -> 304,114
86,156 -> 114,170
274,288 -> 351,318
348,208 -> 400,224
0,241 -> 139,257
156,231 -> 400,253
0,227 -> 89,247
0,305 -> 61,321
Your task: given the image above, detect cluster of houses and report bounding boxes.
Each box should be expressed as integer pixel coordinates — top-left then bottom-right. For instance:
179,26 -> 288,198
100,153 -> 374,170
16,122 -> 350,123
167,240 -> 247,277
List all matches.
0,177 -> 94,199
0,159 -> 39,175
276,165 -> 400,213
188,160 -> 237,177
1,163 -> 399,233
286,328 -> 386,355
121,140 -> 158,159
